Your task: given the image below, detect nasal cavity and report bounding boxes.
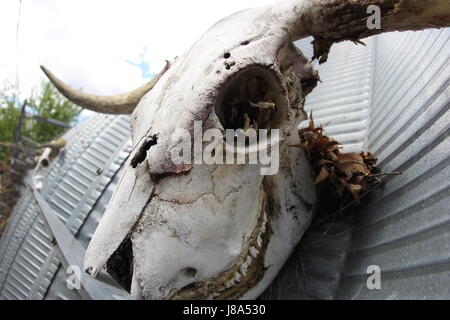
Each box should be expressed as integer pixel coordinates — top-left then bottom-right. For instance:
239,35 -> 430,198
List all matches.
130,135 -> 158,168
106,236 -> 133,292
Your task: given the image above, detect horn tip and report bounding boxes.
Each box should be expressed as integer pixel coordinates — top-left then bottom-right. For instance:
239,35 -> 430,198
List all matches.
40,65 -> 52,78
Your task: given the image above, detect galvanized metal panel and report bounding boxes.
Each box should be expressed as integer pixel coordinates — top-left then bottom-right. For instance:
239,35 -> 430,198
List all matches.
294,37 -> 314,61
44,154 -> 129,300
266,29 -> 449,300
337,28 -> 450,299
300,38 -> 374,153
0,114 -> 131,300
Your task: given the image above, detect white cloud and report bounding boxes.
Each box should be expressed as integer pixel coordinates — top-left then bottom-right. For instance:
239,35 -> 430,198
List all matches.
0,0 -> 280,101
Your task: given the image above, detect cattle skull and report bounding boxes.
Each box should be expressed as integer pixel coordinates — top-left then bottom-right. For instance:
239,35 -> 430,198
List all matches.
42,0 -> 450,299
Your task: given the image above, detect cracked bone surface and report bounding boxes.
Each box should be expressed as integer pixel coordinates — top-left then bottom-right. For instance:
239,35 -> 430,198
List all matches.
42,0 -> 450,299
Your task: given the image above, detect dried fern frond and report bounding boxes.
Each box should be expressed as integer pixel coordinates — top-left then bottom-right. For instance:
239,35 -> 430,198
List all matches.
294,115 -> 395,210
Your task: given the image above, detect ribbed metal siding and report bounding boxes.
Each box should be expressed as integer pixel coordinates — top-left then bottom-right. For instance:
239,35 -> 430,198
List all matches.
300,39 -> 375,153
44,168 -> 127,300
294,38 -> 314,61
0,115 -> 131,300
337,29 -> 450,299
268,29 -> 449,300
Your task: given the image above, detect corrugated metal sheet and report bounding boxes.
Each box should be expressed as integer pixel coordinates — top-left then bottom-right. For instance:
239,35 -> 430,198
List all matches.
294,38 -> 315,62
337,28 -> 450,299
0,115 -> 131,300
264,28 -> 449,300
300,38 -> 374,152
44,166 -> 127,300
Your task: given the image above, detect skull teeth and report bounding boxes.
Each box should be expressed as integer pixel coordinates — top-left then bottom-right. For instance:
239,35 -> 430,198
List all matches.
256,234 -> 263,247
239,255 -> 253,276
180,204 -> 270,299
249,246 -> 259,258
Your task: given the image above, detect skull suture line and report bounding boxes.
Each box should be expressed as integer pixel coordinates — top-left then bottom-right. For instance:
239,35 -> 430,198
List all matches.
41,0 -> 450,299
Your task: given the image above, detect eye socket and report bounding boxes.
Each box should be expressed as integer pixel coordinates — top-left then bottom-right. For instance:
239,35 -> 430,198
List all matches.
214,67 -> 286,132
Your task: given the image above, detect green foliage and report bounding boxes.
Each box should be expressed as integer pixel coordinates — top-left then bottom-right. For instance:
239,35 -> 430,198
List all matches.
27,81 -> 81,143
0,81 -> 81,161
0,83 -> 21,162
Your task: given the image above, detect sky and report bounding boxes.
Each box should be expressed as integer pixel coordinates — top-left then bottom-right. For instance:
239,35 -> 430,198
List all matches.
0,0 -> 281,110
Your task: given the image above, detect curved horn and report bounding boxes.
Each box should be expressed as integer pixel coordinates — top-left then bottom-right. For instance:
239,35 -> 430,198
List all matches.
40,61 -> 171,114
275,0 -> 450,63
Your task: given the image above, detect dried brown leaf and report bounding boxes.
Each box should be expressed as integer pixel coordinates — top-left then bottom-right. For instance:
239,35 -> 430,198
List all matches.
315,167 -> 330,184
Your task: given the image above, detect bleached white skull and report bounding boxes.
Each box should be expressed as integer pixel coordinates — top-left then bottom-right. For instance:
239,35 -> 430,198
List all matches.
42,0 -> 450,299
